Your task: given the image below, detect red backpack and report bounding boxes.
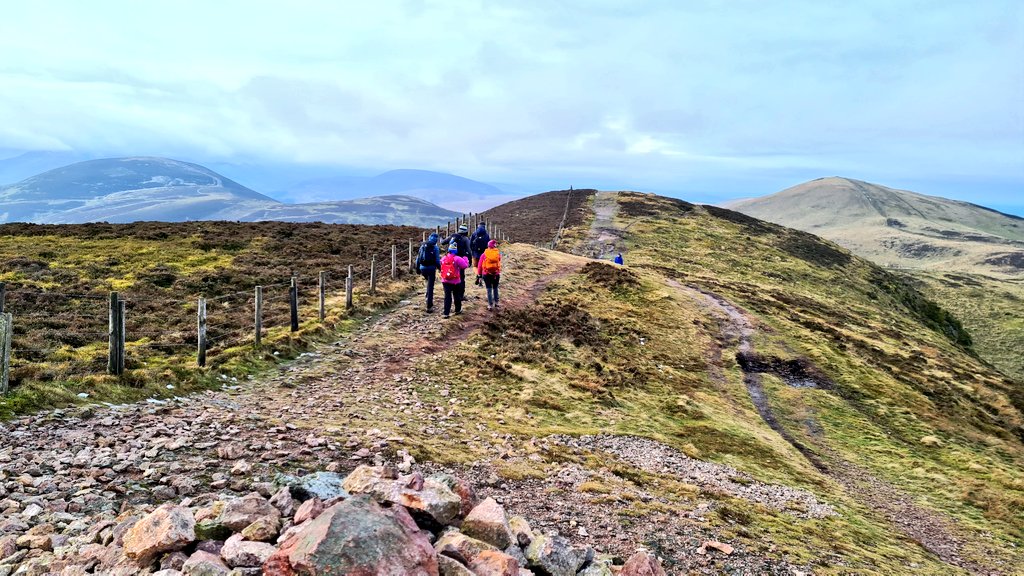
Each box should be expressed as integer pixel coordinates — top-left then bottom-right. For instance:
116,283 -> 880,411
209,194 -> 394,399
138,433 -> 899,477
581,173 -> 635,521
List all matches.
440,254 -> 460,281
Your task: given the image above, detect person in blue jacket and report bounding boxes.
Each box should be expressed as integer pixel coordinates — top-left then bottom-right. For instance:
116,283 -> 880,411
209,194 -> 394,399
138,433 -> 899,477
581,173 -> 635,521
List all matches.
469,223 -> 490,266
416,233 -> 441,312
613,253 -> 624,265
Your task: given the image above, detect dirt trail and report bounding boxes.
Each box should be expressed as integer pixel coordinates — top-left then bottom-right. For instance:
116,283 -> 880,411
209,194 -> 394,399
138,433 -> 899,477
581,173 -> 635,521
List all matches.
670,278 -> 997,575
581,191 -> 625,260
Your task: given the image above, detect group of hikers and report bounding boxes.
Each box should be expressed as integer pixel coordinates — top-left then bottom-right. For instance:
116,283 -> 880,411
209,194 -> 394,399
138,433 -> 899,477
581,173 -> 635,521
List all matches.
415,223 -> 501,318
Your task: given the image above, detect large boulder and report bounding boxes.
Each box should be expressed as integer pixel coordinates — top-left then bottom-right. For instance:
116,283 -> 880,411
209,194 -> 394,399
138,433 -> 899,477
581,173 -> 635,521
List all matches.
434,530 -> 498,565
122,504 -> 195,565
461,498 -> 515,550
524,534 -> 588,576
264,494 -> 438,575
343,466 -> 461,526
182,550 -> 230,576
218,493 -> 281,532
469,549 -> 521,576
431,473 -> 479,518
281,472 -> 350,501
221,534 -> 277,568
619,551 -> 667,576
437,555 -> 476,576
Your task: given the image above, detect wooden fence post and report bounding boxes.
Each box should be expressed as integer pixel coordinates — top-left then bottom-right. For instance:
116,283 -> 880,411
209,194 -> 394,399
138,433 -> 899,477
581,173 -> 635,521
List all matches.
254,286 -> 263,347
289,276 -> 299,332
408,240 -> 414,273
370,256 -> 377,295
391,245 -> 397,280
0,282 -> 6,313
318,271 -> 327,321
197,297 -> 207,368
0,312 -> 11,394
117,300 -> 125,374
346,265 -> 354,310
108,292 -> 120,375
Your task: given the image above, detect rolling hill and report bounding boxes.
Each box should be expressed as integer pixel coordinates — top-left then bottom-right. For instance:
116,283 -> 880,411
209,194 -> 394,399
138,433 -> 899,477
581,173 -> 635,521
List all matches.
727,177 -> 1024,276
728,177 -> 1024,382
0,157 -> 459,226
0,189 -> 1022,574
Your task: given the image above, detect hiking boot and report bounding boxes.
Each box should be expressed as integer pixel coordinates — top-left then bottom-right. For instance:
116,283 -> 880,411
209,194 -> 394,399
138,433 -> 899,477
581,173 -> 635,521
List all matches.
426,306 -> 434,313
442,314 -> 450,319
487,304 -> 493,311
454,310 -> 462,315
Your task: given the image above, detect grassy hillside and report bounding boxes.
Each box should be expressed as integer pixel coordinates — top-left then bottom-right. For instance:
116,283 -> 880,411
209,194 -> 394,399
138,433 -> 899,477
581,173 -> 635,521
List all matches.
915,272 -> 1024,383
729,177 -> 1024,277
0,221 -> 422,417
417,192 -> 1024,574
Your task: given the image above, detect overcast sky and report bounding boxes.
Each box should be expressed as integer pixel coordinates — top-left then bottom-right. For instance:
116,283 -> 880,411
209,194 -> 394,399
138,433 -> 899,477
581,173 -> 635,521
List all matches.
1,1 -> 1021,211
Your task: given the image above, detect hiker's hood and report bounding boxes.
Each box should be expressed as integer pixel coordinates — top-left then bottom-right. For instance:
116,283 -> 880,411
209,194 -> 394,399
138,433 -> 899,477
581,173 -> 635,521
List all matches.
427,233 -> 439,245
488,240 -> 497,248
477,224 -> 487,231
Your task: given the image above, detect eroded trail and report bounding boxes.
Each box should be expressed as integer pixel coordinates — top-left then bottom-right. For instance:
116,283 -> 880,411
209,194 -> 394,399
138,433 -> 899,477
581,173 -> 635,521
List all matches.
580,191 -> 625,260
672,279 -> 996,575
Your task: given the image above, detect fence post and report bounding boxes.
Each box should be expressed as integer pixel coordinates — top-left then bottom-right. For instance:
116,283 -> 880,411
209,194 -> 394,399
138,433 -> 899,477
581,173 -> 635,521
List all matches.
446,221 -> 450,237
370,256 -> 377,295
318,271 -> 327,322
408,240 -> 414,273
391,245 -> 397,280
254,286 -> 263,347
108,292 -> 120,375
289,276 -> 299,332
197,297 -> 207,368
117,300 -> 125,374
0,312 -> 11,394
0,282 -> 5,313
346,265 -> 354,310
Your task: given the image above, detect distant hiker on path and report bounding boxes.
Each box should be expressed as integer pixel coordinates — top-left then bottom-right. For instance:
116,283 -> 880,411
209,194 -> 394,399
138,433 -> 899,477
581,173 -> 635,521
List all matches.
477,239 -> 502,310
470,223 -> 490,267
614,253 -> 624,265
444,224 -> 472,305
416,233 -> 441,312
440,243 -> 469,318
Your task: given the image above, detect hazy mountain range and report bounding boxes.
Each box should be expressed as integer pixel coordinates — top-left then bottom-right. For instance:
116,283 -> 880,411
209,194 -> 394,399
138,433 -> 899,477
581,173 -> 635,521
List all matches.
728,176 -> 1024,277
0,157 -> 462,226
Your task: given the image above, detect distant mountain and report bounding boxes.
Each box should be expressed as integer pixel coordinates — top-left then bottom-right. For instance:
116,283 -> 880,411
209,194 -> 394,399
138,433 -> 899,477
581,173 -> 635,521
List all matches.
0,157 -> 458,227
232,195 -> 459,226
282,169 -> 505,208
728,177 -> 1024,276
0,150 -> 91,186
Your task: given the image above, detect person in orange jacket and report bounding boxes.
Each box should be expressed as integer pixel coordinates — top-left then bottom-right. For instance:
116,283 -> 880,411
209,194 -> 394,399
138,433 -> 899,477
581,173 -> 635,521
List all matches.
476,240 -> 502,310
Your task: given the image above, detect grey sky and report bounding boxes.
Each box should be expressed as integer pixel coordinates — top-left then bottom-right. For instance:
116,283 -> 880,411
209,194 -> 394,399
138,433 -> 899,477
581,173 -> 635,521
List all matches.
0,0 -> 1021,210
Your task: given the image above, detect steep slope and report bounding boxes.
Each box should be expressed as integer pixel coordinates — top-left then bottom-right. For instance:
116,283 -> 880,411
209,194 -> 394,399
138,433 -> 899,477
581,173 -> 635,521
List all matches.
729,177 -> 1024,276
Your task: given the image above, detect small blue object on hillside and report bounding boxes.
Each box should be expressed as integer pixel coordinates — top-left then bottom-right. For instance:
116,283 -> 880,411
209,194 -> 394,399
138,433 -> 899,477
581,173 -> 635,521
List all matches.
613,253 -> 624,265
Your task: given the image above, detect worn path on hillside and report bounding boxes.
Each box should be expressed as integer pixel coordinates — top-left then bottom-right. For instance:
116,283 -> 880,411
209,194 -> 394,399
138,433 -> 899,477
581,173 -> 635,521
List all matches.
673,279 -> 1005,575
0,244 -> 827,575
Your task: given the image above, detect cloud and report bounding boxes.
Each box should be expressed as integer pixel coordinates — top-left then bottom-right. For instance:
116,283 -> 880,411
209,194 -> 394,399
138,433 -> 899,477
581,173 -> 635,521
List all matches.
0,0 -> 1020,205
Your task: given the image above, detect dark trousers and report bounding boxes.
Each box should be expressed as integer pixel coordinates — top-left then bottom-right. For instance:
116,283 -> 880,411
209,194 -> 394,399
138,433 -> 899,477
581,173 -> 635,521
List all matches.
483,274 -> 500,306
442,282 -> 461,315
423,271 -> 436,309
455,268 -> 466,305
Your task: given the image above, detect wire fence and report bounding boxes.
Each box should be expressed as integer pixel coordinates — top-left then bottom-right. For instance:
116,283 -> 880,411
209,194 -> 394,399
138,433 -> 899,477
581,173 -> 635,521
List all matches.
0,212 -> 513,393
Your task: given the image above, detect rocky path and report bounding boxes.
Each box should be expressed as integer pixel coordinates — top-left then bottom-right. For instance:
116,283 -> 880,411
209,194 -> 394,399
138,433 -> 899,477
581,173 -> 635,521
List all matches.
580,192 -> 625,260
673,279 -> 1001,575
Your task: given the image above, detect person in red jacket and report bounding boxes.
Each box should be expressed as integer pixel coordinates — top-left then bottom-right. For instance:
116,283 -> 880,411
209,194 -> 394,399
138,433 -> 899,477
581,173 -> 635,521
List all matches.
439,243 -> 469,318
476,240 -> 502,310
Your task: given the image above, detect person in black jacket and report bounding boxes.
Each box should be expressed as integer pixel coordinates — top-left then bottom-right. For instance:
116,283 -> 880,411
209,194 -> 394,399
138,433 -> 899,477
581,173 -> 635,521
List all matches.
443,225 -> 472,308
415,233 -> 441,312
469,223 -> 490,267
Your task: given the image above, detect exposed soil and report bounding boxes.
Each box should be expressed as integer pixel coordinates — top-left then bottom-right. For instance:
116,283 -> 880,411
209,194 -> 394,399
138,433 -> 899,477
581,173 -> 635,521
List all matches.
672,280 -> 999,575
580,191 -> 626,260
